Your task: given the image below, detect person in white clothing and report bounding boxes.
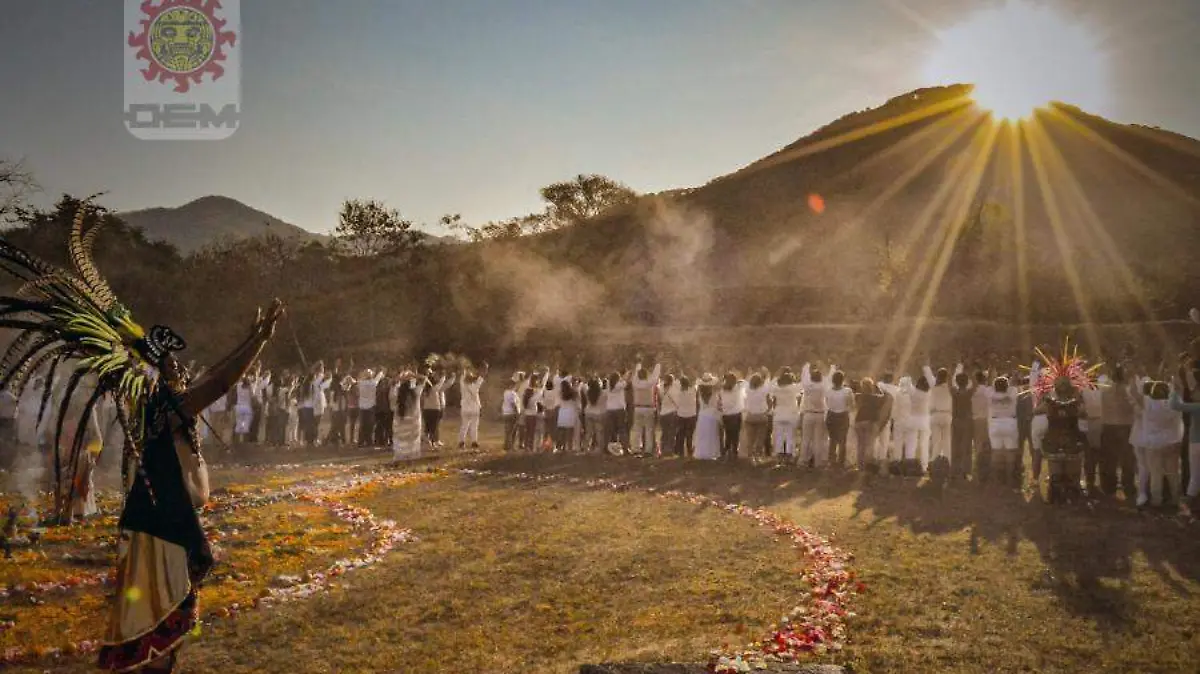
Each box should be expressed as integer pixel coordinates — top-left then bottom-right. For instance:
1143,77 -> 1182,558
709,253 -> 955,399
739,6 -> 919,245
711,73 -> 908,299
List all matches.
629,360 -> 662,455
521,371 -> 545,451
657,374 -> 679,456
673,376 -> 698,457
768,369 -> 804,460
719,372 -> 748,459
743,370 -> 772,459
392,372 -> 428,460
421,370 -> 454,448
556,377 -> 583,453
1136,379 -> 1184,507
605,370 -> 630,452
925,363 -> 962,471
233,374 -> 256,444
500,373 -> 524,452
970,370 -> 994,480
988,376 -> 1020,487
694,374 -> 722,460
800,363 -> 832,467
357,368 -> 384,447
583,377 -> 609,453
1079,383 -> 1104,493
879,376 -> 918,473
825,371 -> 856,468
458,363 -> 489,449
908,374 -> 933,472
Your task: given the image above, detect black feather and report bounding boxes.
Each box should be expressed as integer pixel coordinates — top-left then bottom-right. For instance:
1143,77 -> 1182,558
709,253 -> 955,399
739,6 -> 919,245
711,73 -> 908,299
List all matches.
52,367 -> 86,513
60,382 -> 106,522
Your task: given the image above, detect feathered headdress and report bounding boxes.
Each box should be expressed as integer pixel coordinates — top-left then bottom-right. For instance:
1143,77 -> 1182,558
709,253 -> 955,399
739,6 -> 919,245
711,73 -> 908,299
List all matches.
1020,337 -> 1102,405
0,205 -> 186,520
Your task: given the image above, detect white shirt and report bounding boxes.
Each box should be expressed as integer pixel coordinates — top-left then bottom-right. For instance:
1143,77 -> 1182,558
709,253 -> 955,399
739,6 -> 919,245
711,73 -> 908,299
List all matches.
879,381 -> 911,421
523,387 -> 544,416
718,380 -> 747,415
658,383 -> 678,416
358,373 -> 383,410
826,387 -> 854,414
674,386 -> 698,418
744,383 -> 770,416
460,376 -> 485,414
801,364 -> 832,413
989,390 -> 1018,419
605,379 -> 627,411
1141,396 -> 1184,448
314,375 -> 332,415
971,384 -> 993,420
501,389 -> 521,416
585,387 -> 608,415
698,390 -> 721,417
235,382 -> 254,409
768,380 -> 804,423
924,365 -> 961,415
630,364 -> 661,407
1081,388 -> 1103,422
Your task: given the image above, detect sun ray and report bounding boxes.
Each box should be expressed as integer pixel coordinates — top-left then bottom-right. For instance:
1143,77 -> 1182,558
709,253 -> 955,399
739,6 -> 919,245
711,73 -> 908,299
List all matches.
867,121 -> 997,376
1023,118 -> 1102,357
1042,106 -> 1200,208
1006,123 -> 1033,352
822,106 -> 985,251
894,123 -> 1003,371
739,95 -> 973,179
1025,114 -> 1174,351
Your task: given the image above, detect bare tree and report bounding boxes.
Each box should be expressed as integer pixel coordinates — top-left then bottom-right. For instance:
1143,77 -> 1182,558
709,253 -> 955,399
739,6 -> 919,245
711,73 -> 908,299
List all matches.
0,158 -> 38,223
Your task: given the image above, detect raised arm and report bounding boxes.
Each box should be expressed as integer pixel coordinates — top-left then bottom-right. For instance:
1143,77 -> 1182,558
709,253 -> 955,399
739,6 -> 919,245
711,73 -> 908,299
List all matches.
801,363 -> 812,386
180,299 -> 284,417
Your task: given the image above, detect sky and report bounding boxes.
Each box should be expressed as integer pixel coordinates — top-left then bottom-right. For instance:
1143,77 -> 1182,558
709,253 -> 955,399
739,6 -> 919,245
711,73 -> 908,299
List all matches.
0,0 -> 1198,236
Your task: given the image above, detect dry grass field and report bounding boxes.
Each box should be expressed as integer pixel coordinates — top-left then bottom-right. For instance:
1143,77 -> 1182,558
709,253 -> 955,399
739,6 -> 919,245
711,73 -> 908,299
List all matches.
4,421 -> 1199,673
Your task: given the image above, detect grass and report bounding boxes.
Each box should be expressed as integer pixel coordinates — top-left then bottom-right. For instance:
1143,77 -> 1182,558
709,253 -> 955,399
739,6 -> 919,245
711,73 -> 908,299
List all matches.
5,421 -> 1200,673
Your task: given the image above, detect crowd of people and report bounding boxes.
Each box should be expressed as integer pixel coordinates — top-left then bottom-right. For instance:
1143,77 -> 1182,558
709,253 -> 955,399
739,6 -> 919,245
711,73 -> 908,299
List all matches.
3,347 -> 1198,517
174,345 -> 1200,511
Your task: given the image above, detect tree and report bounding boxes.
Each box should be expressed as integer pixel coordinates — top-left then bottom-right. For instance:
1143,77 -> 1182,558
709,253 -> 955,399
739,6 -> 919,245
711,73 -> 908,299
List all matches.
333,199 -> 423,257
447,213 -> 547,243
540,174 -> 636,228
0,158 -> 38,223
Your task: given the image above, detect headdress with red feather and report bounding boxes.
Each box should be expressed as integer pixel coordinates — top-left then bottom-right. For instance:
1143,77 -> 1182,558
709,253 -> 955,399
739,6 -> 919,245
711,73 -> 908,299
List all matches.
1021,337 -> 1103,405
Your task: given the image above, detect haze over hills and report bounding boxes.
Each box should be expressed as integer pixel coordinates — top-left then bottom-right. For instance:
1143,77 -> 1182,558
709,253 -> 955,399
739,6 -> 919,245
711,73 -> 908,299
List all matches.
118,195 -> 457,254
118,196 -> 329,254
503,84 -> 1200,333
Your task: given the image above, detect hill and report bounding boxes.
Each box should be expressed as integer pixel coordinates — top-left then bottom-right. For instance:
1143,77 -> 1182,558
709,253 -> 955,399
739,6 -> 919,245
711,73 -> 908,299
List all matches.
119,195 -> 328,254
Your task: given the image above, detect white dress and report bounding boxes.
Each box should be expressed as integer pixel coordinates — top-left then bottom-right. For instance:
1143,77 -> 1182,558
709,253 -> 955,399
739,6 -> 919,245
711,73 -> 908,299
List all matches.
694,392 -> 721,460
392,380 -> 427,460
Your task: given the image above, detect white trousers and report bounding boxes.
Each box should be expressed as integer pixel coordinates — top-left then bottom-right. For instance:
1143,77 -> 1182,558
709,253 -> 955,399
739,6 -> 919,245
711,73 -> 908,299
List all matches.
930,413 -> 953,464
1134,444 -> 1150,506
459,411 -> 480,443
773,419 -> 797,456
630,407 -> 656,452
989,417 -> 1019,451
1146,444 -> 1180,506
801,412 -> 828,466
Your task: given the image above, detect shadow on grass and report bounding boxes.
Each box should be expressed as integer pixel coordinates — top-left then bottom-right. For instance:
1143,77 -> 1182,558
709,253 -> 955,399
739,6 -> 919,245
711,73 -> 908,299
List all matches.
465,451 -> 1200,633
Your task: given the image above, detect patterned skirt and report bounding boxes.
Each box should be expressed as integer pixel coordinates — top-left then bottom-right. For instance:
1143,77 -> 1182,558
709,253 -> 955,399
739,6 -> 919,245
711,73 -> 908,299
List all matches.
97,531 -> 199,672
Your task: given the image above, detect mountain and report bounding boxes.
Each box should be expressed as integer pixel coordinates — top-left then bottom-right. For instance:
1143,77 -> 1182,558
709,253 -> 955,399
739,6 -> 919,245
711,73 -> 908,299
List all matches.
511,84 -> 1200,328
119,195 -> 328,254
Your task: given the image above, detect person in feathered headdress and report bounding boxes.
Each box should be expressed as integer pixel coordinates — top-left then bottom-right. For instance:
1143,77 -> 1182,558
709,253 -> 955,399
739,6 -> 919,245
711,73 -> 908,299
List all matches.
1022,338 -> 1101,504
0,205 -> 284,673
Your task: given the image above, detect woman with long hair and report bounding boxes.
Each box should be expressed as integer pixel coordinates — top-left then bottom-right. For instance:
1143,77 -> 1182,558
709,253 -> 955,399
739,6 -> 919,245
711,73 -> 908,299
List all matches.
694,374 -> 721,460
557,377 -> 582,453
521,372 -> 544,451
583,376 -> 608,453
743,370 -> 770,460
393,372 -> 428,460
657,373 -> 678,457
719,371 -> 747,460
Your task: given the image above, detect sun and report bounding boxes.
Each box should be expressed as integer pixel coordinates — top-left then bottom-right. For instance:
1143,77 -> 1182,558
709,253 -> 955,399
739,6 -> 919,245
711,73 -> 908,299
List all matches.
921,0 -> 1112,122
